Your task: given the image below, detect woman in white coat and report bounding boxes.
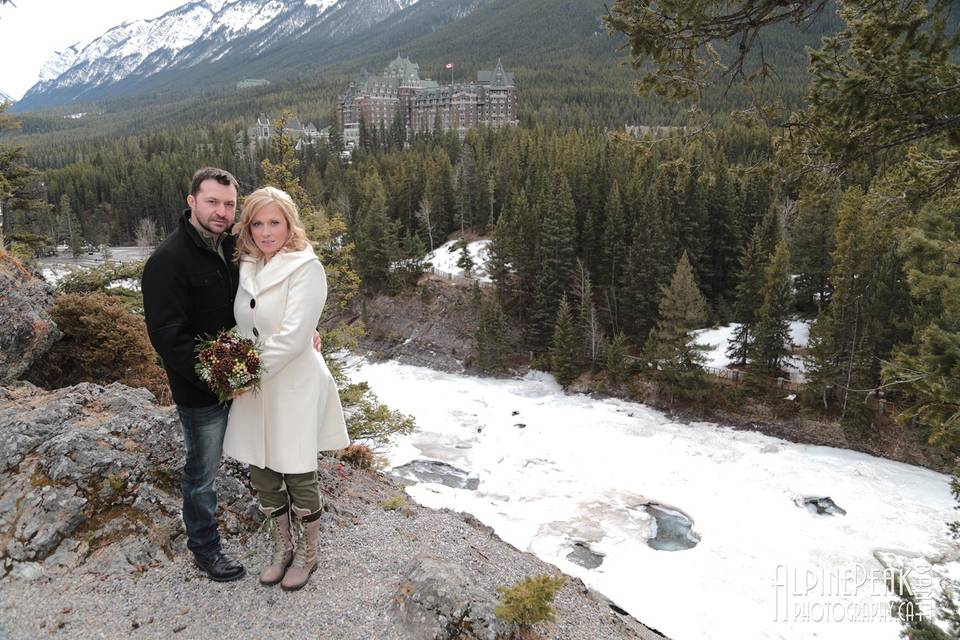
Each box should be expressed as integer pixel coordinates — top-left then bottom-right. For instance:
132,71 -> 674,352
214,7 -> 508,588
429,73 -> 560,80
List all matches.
223,186 -> 349,591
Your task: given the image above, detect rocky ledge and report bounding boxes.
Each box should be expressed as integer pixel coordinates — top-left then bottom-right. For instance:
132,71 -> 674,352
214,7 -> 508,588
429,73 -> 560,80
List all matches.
0,382 -> 663,640
0,253 -> 61,384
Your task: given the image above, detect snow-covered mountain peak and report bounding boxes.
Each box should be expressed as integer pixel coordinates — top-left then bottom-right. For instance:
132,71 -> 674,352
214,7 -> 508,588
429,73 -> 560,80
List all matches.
18,0 -> 482,110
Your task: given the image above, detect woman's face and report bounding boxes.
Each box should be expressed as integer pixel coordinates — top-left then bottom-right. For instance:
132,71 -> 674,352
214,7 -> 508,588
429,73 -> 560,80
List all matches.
249,203 -> 289,260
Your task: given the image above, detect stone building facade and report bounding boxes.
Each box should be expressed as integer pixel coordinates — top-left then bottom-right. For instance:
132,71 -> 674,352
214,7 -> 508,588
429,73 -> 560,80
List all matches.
337,55 -> 517,148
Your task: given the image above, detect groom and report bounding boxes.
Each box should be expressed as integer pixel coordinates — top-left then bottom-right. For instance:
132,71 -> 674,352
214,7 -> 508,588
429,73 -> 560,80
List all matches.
142,167 -> 245,582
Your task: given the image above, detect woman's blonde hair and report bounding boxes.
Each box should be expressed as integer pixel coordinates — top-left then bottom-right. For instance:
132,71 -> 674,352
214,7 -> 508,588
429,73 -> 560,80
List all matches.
233,186 -> 310,261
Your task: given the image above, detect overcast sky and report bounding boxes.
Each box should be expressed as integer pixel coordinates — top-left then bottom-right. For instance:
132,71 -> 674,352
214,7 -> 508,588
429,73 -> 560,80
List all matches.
0,0 -> 187,100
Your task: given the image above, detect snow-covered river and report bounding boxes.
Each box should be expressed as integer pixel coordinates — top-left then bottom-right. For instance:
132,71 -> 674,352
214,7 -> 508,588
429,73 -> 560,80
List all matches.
350,358 -> 957,640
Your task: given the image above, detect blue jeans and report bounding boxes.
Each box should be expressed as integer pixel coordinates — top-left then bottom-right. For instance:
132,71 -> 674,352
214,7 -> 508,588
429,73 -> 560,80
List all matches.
176,403 -> 228,558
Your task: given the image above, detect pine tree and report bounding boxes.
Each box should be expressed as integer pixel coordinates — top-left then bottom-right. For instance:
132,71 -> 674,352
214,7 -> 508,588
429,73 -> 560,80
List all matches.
510,188 -> 539,309
488,206 -> 515,299
455,235 -> 474,276
475,294 -> 510,373
601,180 -> 626,318
605,332 -> 628,388
527,271 -> 556,354
739,172 -> 776,245
705,165 -> 740,315
575,261 -> 601,369
727,226 -> 768,365
550,295 -> 580,387
539,169 -> 578,298
260,111 -> 308,206
647,251 -> 709,386
620,208 -> 670,342
678,163 -> 708,287
426,150 -> 457,236
353,170 -> 401,293
790,177 -> 838,312
807,182 -> 913,422
60,194 -> 83,258
882,196 -> 960,449
750,242 -> 794,374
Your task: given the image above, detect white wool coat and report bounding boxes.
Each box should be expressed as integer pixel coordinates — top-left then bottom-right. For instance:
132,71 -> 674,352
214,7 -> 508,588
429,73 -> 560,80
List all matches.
223,246 -> 349,473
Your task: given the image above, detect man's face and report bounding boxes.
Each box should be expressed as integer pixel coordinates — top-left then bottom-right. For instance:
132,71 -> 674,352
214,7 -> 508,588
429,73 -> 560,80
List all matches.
186,179 -> 237,236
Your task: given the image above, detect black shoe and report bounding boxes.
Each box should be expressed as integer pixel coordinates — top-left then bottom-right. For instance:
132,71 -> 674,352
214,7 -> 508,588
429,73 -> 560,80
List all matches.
193,550 -> 246,582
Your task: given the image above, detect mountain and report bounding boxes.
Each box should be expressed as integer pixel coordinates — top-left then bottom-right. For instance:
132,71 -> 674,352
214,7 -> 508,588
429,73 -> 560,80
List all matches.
8,0 -> 832,131
16,0 -> 432,111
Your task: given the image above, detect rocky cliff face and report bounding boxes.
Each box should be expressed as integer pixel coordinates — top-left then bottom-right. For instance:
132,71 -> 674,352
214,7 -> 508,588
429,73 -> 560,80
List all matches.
355,274 -> 523,373
0,254 -> 61,385
0,380 -> 664,639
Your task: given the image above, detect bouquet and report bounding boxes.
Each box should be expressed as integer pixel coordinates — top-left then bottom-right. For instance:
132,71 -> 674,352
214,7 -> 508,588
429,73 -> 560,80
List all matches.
195,329 -> 264,404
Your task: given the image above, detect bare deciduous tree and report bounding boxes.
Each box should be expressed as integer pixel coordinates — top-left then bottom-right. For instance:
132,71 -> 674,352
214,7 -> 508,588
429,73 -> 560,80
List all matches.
134,218 -> 157,248
415,195 -> 434,251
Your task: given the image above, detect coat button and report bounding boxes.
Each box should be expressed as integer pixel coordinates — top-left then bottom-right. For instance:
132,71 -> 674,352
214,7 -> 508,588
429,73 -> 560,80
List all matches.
252,327 -> 259,337
250,298 -> 256,308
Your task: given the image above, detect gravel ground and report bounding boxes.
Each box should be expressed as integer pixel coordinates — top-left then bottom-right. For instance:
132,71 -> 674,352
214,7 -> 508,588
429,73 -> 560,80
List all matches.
0,466 -> 664,640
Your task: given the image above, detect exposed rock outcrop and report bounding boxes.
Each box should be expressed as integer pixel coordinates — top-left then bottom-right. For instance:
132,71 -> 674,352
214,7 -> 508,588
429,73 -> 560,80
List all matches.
397,555 -> 516,640
0,254 -> 61,384
353,275 -> 523,373
0,381 -> 247,578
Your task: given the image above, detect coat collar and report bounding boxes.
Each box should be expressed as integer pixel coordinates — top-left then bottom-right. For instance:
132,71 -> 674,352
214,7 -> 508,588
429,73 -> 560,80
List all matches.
180,209 -> 235,257
239,245 -> 318,295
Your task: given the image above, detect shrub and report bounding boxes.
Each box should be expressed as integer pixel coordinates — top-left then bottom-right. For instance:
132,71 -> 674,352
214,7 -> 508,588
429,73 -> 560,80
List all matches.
338,443 -> 374,469
9,242 -> 36,268
24,292 -> 171,404
57,260 -> 145,294
57,260 -> 145,311
495,574 -> 567,634
342,381 -> 416,450
382,495 -> 407,511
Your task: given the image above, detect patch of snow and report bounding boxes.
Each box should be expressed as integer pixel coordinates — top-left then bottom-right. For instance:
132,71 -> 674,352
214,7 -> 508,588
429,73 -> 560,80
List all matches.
210,46 -> 232,63
424,239 -> 493,283
213,0 -> 284,35
692,319 -> 813,381
105,278 -> 141,292
305,0 -> 340,12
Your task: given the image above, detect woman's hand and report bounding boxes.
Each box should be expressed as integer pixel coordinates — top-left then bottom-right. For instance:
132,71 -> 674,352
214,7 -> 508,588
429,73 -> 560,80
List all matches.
230,384 -> 253,400
313,331 -> 322,351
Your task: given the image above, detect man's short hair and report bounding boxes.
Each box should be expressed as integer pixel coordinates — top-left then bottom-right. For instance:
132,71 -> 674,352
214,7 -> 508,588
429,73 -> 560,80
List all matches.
190,167 -> 240,196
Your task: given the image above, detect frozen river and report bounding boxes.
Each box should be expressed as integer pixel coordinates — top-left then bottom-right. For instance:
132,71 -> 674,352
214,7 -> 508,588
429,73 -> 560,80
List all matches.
349,358 -> 957,640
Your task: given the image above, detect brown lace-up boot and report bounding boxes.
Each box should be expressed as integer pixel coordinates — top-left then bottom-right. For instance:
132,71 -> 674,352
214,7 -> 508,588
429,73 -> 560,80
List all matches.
280,505 -> 321,591
258,503 -> 293,586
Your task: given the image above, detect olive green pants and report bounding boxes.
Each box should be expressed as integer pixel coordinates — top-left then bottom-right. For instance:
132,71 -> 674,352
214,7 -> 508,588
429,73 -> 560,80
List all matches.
249,465 -> 321,513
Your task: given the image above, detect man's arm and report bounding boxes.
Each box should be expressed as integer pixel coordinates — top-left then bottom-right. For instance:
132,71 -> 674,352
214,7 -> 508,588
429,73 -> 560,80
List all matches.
141,251 -> 211,393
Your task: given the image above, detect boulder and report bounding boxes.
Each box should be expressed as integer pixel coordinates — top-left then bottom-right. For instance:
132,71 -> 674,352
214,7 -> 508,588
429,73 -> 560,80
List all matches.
0,253 -> 61,384
798,496 -> 847,516
396,555 -> 517,640
391,459 -> 480,490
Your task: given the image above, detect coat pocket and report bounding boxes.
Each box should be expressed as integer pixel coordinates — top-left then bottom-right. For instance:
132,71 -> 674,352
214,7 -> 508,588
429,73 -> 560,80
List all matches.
188,270 -> 226,312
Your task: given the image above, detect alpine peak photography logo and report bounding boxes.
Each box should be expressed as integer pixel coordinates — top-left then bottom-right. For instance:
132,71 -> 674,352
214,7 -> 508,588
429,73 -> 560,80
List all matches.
773,562 -> 936,625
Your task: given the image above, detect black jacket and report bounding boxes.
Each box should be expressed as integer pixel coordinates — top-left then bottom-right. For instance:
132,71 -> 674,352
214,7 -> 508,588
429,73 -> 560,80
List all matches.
143,210 -> 239,407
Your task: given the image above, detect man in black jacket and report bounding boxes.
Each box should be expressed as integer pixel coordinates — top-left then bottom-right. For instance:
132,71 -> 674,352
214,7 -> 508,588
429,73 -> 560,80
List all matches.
142,167 -> 245,582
